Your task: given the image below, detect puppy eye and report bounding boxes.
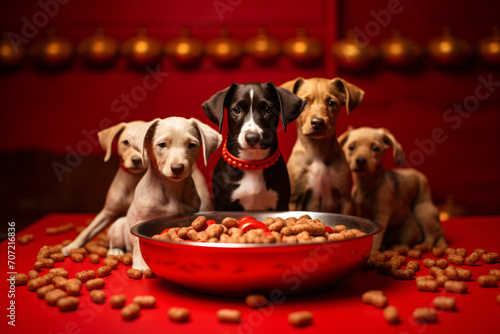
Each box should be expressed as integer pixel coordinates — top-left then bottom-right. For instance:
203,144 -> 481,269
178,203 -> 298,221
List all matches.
123,140 -> 129,146
372,145 -> 380,152
348,144 -> 355,150
232,107 -> 241,114
157,142 -> 166,149
264,106 -> 273,113
328,99 -> 337,107
188,142 -> 196,149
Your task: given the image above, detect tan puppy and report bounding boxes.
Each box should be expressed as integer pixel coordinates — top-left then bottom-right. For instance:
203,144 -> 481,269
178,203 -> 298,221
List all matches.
62,121 -> 147,256
338,127 -> 447,251
107,117 -> 222,271
281,77 -> 364,213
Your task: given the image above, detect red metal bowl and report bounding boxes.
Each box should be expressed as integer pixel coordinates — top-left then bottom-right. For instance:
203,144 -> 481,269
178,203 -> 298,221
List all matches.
131,211 -> 382,297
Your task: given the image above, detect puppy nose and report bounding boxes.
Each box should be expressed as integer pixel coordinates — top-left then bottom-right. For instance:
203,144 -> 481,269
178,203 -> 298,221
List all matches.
171,164 -> 185,174
355,157 -> 367,167
311,118 -> 325,129
131,157 -> 142,166
245,132 -> 260,146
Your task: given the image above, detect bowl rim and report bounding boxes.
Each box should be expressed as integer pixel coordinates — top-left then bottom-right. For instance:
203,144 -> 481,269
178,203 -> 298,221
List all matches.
131,211 -> 383,249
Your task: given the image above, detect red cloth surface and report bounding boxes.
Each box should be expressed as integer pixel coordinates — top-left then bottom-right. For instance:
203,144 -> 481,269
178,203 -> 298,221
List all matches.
1,214 -> 499,333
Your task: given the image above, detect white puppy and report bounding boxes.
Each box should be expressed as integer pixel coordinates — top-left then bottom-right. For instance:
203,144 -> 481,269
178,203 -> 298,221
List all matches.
62,121 -> 147,256
107,117 -> 222,271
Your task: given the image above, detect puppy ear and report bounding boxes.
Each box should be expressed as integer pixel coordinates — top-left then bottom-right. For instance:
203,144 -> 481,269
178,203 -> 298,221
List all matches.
98,122 -> 127,162
202,83 -> 238,133
127,119 -> 160,160
331,78 -> 365,116
380,128 -> 406,166
269,82 -> 308,133
190,118 -> 223,166
337,128 -> 351,148
280,77 -> 305,94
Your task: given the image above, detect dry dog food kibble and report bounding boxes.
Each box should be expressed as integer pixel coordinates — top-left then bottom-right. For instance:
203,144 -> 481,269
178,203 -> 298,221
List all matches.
490,269 -> 500,279
436,274 -> 449,287
28,277 -> 47,291
70,253 -> 84,263
383,306 -> 399,324
90,290 -> 106,303
13,274 -> 28,286
413,308 -> 437,323
481,252 -> 499,264
407,250 -> 422,259
455,248 -> 467,258
245,294 -> 267,308
28,270 -> 39,280
143,268 -> 156,278
391,269 -> 415,280
18,234 -> 34,245
45,289 -> 67,306
89,254 -> 100,264
416,279 -> 439,292
161,216 -> 365,244
57,296 -> 79,312
362,290 -> 388,308
447,254 -> 465,266
110,294 -> 127,309
456,268 -> 473,280
432,247 -> 445,257
122,303 -> 141,321
97,266 -> 112,277
444,281 -> 468,294
103,257 -> 119,269
423,258 -> 436,268
443,266 -> 458,280
429,267 -> 444,277
288,311 -> 313,327
436,259 -> 448,269
75,270 -> 95,283
465,252 -> 480,266
168,307 -> 190,323
433,296 -> 456,311
477,275 -> 498,287
416,275 -> 434,282
50,253 -> 65,262
65,278 -> 82,296
217,309 -> 241,323
474,248 -> 486,257
52,276 -> 68,290
133,296 -> 156,308
86,278 -> 105,290
37,284 -> 56,299
127,268 -> 143,280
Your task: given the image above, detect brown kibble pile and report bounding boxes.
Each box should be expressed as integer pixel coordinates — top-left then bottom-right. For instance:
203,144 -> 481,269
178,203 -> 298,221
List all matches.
152,215 -> 366,244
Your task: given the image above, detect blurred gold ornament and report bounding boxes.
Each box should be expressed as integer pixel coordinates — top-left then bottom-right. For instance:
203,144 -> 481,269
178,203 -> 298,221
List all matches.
121,27 -> 163,68
206,28 -> 243,67
78,28 -> 119,68
438,194 -> 467,221
380,29 -> 422,68
332,30 -> 377,71
478,27 -> 500,67
427,27 -> 472,67
284,28 -> 323,66
0,31 -> 26,70
165,28 -> 204,68
32,28 -> 74,69
245,27 -> 281,65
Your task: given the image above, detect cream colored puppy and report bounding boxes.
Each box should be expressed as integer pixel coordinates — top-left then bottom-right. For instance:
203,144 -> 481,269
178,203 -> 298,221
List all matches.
339,127 -> 447,251
62,121 -> 147,256
107,117 -> 222,271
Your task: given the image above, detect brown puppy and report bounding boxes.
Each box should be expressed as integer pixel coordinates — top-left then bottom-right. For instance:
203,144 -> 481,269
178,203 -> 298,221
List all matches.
339,127 -> 447,251
281,77 -> 364,213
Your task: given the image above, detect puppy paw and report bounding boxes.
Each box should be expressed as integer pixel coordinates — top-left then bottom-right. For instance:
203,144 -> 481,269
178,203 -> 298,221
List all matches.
61,244 -> 78,256
107,248 -> 125,256
132,263 -> 150,273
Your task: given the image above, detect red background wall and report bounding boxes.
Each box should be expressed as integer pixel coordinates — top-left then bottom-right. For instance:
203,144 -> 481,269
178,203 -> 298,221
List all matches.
0,0 -> 499,229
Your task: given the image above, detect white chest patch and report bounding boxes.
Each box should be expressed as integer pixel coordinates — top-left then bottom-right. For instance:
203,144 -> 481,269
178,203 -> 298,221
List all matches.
231,170 -> 279,210
307,160 -> 336,211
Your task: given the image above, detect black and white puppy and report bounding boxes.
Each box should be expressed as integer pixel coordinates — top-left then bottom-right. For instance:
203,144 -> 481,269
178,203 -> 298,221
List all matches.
203,82 -> 307,211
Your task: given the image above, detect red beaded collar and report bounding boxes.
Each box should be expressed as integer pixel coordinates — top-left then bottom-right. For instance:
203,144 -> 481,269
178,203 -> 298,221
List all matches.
222,141 -> 281,170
